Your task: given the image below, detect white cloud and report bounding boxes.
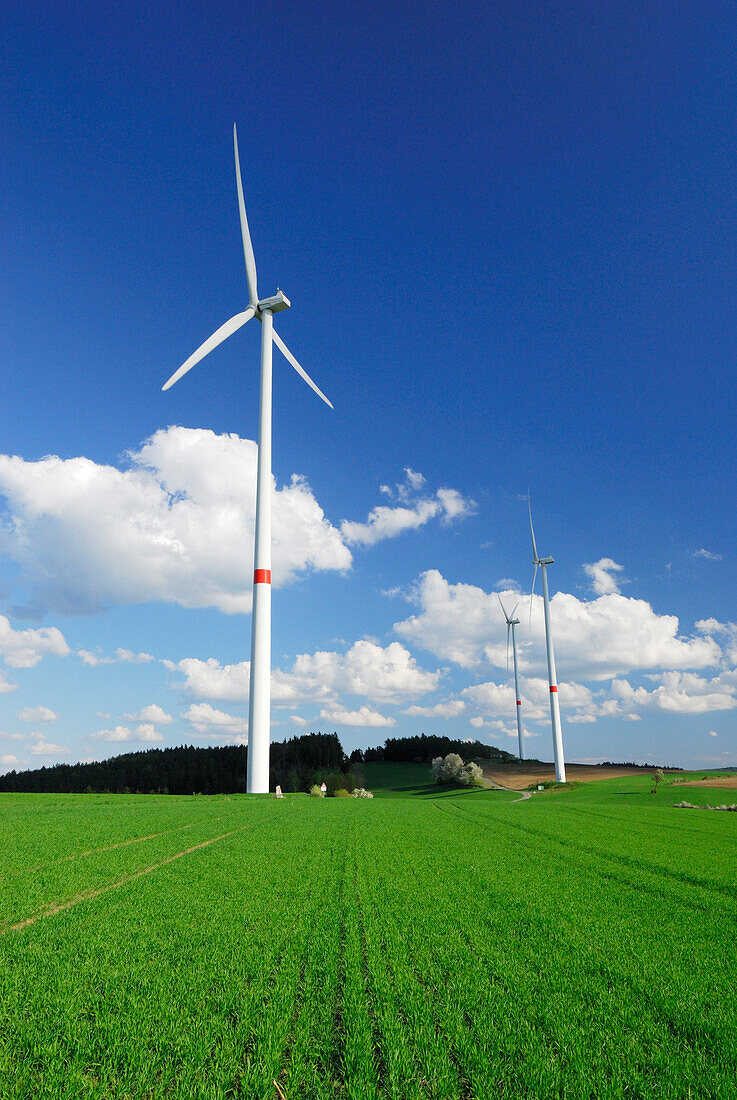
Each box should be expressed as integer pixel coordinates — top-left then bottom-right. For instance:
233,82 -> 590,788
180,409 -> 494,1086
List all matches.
172,657 -> 252,703
17,706 -> 58,724
647,671 -> 737,714
91,725 -> 138,742
0,753 -> 19,767
694,549 -> 722,561
290,640 -> 441,705
123,704 -> 173,724
116,649 -> 154,663
710,730 -> 719,737
696,619 -> 737,665
319,705 -> 396,727
78,650 -> 113,666
28,738 -> 69,757
182,703 -> 248,735
0,427 -> 351,615
291,715 -> 309,727
608,672 -> 737,716
0,674 -> 18,694
135,723 -> 164,742
0,616 -> 69,668
171,639 -> 441,708
583,558 -> 624,596
340,469 -> 474,547
403,700 -> 466,719
341,498 -> 448,547
395,570 -> 720,680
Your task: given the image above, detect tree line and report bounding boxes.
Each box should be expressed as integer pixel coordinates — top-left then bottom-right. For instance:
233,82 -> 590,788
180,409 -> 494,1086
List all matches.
0,732 -> 514,795
350,734 -> 516,764
0,733 -> 349,796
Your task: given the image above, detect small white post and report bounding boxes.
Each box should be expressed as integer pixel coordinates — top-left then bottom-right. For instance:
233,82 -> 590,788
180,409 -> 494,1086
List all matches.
247,308 -> 273,794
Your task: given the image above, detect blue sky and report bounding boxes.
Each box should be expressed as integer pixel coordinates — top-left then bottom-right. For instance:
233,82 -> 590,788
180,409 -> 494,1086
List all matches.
1,0 -> 735,772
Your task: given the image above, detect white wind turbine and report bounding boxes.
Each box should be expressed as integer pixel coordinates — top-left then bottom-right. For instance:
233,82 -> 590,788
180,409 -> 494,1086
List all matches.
497,594 -> 525,761
528,498 -> 566,782
162,126 -> 333,794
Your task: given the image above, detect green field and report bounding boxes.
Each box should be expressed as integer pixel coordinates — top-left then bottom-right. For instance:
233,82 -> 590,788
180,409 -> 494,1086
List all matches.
1,771 -> 735,1098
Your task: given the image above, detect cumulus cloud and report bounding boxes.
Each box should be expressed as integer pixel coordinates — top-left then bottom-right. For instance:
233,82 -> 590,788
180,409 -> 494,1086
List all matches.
0,753 -> 20,767
28,738 -> 69,757
182,703 -> 248,735
318,705 -> 396,727
0,616 -> 69,668
0,435 -> 479,616
134,724 -> 164,742
0,427 -> 351,615
116,649 -> 154,663
123,704 -> 173,724
91,724 -> 162,742
0,674 -> 18,694
17,706 -> 58,724
395,570 -> 720,680
696,619 -> 737,665
340,469 -> 474,547
403,700 -> 466,718
602,672 -> 737,716
583,558 -> 624,596
170,639 -> 441,708
694,549 -> 723,561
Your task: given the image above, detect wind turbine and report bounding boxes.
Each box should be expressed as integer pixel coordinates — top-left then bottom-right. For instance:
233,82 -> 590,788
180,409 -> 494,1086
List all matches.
162,126 -> 333,794
497,595 -> 525,761
529,498 -> 566,782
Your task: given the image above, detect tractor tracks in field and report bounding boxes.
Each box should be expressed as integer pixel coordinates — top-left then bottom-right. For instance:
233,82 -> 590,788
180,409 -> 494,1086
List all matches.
2,826 -> 250,935
16,822 -> 198,876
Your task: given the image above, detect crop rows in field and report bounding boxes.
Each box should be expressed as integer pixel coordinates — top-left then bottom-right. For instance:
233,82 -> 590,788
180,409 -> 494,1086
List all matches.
0,781 -> 735,1098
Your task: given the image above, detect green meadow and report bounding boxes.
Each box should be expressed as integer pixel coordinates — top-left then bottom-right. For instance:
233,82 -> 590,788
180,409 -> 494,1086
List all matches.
0,770 -> 735,1098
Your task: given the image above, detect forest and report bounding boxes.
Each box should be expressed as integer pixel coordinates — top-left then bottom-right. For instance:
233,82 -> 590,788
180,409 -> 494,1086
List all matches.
0,733 -> 513,795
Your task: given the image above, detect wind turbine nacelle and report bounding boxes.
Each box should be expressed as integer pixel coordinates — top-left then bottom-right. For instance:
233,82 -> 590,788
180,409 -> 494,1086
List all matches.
258,291 -> 291,314
539,556 -> 555,566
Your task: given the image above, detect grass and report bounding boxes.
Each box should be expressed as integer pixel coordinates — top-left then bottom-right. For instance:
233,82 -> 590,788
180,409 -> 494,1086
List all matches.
0,770 -> 735,1097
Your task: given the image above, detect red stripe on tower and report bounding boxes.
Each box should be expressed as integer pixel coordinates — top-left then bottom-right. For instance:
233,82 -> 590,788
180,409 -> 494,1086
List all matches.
549,685 -> 558,693
253,569 -> 272,585
516,700 -> 522,706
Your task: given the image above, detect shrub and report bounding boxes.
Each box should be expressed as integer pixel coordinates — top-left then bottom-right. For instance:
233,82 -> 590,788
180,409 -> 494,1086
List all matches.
351,788 -> 374,799
457,761 -> 483,787
310,784 -> 323,798
431,753 -> 482,786
431,753 -> 464,785
334,788 -> 351,798
326,771 -> 356,796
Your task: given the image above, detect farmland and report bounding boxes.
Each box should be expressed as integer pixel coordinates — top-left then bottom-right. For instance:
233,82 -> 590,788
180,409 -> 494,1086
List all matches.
0,772 -> 735,1098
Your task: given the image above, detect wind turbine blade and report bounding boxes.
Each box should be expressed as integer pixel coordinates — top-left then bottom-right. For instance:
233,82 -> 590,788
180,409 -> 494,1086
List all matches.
528,494 -> 539,562
528,563 -> 538,627
506,622 -> 511,679
162,307 -> 255,391
233,124 -> 259,306
511,602 -> 519,619
272,330 -> 334,409
497,593 -> 509,621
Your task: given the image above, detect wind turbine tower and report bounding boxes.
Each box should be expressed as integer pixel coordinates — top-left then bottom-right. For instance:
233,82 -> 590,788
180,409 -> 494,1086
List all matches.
162,126 -> 333,793
529,500 -> 566,782
498,595 -> 525,761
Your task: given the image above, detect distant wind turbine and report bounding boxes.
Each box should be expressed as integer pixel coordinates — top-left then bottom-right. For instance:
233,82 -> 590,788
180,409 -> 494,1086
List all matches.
528,497 -> 566,782
498,595 -> 525,761
162,126 -> 333,794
